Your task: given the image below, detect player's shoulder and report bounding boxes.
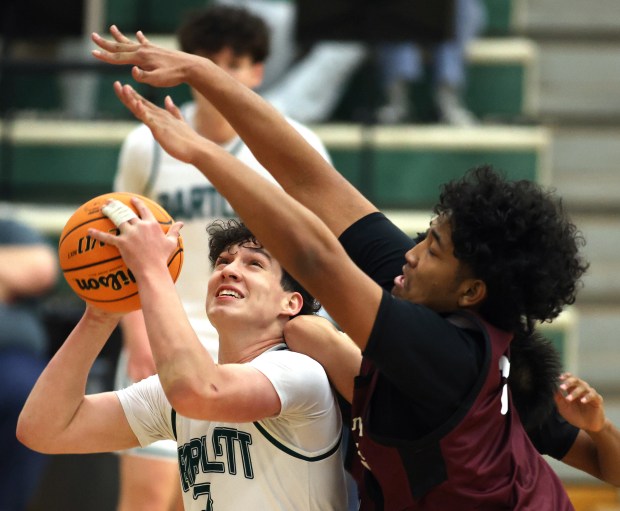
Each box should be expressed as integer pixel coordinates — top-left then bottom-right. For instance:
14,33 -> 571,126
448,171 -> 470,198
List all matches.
252,347 -> 335,412
253,346 -> 328,379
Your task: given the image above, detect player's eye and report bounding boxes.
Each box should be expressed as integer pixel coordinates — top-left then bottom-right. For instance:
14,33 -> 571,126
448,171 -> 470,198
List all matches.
414,231 -> 428,244
249,259 -> 264,268
215,256 -> 230,267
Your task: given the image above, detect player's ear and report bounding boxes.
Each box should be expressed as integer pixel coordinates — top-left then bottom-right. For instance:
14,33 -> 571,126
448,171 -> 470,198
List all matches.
282,292 -> 303,317
458,279 -> 486,308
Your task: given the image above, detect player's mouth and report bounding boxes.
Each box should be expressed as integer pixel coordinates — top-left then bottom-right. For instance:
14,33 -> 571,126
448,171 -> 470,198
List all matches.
216,286 -> 244,299
391,274 -> 405,297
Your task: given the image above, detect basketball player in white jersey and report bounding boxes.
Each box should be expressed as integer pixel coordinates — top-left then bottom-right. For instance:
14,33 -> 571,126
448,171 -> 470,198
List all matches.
113,6 -> 331,509
17,216 -> 347,511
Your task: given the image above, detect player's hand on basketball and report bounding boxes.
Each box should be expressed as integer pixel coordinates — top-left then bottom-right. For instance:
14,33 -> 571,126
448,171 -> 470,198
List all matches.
91,26 -> 198,88
89,197 -> 183,279
555,372 -> 606,433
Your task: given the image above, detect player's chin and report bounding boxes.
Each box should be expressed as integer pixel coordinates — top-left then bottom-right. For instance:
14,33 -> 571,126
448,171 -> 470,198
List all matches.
208,301 -> 242,318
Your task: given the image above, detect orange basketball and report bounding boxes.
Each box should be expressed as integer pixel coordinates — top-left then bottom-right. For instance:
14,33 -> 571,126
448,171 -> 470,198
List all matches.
58,192 -> 184,312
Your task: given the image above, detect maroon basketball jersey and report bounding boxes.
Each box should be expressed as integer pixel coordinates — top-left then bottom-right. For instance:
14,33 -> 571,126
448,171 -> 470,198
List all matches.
349,314 -> 575,510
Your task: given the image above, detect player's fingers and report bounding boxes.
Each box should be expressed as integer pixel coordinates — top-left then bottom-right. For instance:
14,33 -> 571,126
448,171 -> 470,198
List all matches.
113,82 -> 149,120
130,197 -> 156,222
560,377 -> 585,399
559,373 -> 580,392
577,384 -> 603,405
110,25 -> 133,44
112,80 -> 125,101
565,385 -> 588,402
132,65 -> 148,84
87,227 -> 120,247
101,199 -> 139,229
132,66 -> 163,85
91,33 -> 138,60
562,378 -> 600,404
164,95 -> 183,120
167,221 -> 184,241
113,81 -> 137,107
136,30 -> 150,44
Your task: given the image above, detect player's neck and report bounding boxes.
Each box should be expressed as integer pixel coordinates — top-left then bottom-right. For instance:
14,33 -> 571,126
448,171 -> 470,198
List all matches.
194,102 -> 238,145
217,331 -> 287,364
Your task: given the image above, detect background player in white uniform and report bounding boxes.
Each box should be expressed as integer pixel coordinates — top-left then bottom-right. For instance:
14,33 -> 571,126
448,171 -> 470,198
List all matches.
18,217 -> 347,511
113,6 -> 331,509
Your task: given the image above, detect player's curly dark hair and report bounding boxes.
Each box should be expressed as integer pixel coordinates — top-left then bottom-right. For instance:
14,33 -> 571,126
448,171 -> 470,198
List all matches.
207,219 -> 320,317
508,329 -> 562,431
177,5 -> 269,63
435,165 -> 588,333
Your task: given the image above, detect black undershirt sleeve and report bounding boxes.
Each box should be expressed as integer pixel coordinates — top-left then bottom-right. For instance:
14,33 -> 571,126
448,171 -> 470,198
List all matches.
339,212 -> 416,291
528,407 -> 580,459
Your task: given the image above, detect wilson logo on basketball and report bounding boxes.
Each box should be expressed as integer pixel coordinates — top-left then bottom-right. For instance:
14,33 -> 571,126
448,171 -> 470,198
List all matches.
73,268 -> 136,292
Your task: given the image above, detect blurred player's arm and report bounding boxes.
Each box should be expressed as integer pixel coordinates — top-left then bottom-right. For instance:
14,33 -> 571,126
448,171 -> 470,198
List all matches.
91,27 -> 376,238
0,242 -> 57,302
17,307 -> 140,454
557,373 -> 620,486
120,311 -> 157,382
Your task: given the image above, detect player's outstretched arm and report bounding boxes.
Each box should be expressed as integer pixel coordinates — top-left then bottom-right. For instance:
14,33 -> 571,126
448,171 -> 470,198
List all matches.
91,26 -> 376,238
557,373 -> 620,486
104,83 -> 381,353
17,307 -> 139,454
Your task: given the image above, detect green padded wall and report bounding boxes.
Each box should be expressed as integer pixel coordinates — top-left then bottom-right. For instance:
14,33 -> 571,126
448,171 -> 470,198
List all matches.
331,148 -> 538,208
0,145 -> 119,204
1,122 -> 548,208
105,0 -> 210,33
481,0 -> 513,36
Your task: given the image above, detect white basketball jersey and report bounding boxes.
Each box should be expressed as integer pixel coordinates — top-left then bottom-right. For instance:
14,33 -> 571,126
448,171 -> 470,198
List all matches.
116,347 -> 348,510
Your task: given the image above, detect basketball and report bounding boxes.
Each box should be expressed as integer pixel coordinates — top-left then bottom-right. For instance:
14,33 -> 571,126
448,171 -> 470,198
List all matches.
58,192 -> 184,312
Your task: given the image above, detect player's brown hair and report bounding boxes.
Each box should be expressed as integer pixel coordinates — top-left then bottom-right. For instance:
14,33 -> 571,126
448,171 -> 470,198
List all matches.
177,5 -> 269,63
